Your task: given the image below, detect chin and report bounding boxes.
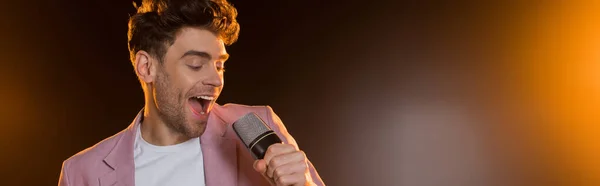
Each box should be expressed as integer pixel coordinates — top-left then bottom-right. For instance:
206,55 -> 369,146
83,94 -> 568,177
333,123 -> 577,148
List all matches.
182,121 -> 207,138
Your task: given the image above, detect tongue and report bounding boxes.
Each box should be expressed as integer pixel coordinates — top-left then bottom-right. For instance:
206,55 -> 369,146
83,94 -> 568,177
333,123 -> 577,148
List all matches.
189,98 -> 205,115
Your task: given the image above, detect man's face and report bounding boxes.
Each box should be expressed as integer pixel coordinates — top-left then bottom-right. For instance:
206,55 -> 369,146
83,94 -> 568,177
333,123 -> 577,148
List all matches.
153,27 -> 228,138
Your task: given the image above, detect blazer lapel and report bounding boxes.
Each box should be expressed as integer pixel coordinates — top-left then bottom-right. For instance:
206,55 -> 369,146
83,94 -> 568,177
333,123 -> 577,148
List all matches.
100,111 -> 140,186
202,107 -> 239,186
98,107 -> 240,186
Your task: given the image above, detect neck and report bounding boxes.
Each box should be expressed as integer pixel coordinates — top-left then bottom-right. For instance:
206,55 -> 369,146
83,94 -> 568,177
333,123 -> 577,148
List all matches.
141,103 -> 191,146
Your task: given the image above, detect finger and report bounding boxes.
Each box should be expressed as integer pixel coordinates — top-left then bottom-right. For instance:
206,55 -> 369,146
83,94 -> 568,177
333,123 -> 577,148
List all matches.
271,160 -> 308,183
253,159 -> 267,174
263,144 -> 296,168
254,159 -> 277,185
266,151 -> 306,178
274,173 -> 306,186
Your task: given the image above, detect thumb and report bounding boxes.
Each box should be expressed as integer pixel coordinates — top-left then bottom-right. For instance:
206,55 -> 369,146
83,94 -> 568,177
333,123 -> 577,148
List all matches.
253,159 -> 267,174
254,159 -> 276,185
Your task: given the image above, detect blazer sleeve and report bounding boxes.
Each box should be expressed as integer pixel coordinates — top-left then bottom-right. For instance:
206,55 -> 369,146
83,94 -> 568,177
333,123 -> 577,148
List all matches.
264,106 -> 325,186
58,161 -> 70,186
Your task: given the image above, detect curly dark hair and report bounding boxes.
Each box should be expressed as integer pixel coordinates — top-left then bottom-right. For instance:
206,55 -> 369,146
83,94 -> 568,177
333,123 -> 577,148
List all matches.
127,0 -> 240,63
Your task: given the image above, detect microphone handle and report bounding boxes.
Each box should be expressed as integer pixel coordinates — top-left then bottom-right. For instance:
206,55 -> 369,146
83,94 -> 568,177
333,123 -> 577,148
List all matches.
248,131 -> 282,159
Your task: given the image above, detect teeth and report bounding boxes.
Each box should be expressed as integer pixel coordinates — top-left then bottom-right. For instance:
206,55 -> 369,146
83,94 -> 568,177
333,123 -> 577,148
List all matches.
195,96 -> 215,101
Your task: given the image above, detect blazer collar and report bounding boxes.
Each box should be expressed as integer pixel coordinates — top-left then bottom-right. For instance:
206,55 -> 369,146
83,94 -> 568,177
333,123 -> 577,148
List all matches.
201,104 -> 239,186
100,109 -> 141,186
100,106 -> 240,186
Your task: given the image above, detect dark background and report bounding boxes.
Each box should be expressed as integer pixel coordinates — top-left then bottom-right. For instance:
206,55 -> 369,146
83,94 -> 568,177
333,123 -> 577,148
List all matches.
1,0 -> 600,185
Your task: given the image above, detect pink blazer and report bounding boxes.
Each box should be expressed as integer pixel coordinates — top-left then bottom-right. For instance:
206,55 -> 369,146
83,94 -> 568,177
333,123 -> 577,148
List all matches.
58,104 -> 324,186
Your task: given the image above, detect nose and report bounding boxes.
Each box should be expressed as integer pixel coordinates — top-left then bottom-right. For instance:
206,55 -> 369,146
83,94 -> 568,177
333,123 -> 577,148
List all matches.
202,66 -> 223,87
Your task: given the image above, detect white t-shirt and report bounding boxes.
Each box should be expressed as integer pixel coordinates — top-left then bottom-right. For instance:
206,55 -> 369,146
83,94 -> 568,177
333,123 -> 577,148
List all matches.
134,124 -> 205,186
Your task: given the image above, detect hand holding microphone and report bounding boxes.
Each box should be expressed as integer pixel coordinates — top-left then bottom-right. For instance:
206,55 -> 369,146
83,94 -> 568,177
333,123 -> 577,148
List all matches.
233,113 -> 311,186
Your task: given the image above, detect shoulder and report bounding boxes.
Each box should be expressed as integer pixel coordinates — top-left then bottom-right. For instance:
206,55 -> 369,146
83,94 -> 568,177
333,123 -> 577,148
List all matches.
61,129 -> 127,172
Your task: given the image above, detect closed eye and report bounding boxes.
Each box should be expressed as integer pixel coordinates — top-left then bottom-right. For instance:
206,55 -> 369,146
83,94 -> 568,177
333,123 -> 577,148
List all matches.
187,65 -> 202,71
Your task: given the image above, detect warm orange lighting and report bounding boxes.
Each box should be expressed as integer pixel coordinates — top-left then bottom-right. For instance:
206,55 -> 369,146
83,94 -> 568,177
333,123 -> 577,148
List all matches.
511,1 -> 600,184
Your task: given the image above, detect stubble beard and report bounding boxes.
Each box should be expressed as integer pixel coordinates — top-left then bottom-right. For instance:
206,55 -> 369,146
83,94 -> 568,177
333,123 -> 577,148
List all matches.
154,68 -> 206,138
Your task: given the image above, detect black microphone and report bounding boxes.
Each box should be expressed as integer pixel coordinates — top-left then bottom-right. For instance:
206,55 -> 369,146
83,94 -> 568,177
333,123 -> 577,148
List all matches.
233,112 -> 282,159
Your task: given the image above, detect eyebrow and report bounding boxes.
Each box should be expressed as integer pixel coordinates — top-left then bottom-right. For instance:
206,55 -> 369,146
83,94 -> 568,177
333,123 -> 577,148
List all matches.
181,50 -> 229,61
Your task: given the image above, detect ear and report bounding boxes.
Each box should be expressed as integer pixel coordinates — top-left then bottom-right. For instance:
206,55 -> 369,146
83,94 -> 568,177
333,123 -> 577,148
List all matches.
134,50 -> 157,84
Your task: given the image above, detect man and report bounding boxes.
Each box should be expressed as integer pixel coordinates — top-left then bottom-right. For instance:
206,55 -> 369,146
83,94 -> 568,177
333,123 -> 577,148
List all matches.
58,0 -> 324,185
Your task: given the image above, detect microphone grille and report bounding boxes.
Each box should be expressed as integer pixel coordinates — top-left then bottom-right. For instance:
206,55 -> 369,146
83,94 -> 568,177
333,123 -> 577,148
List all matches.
232,112 -> 272,147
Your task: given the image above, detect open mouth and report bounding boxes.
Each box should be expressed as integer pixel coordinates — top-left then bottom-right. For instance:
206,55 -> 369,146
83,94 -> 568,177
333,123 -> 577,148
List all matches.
189,95 -> 215,115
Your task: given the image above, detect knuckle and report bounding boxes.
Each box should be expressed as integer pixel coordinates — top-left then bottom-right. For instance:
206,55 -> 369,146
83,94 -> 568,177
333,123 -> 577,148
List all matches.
267,145 -> 278,154
294,151 -> 306,161
274,167 -> 285,177
269,156 -> 282,167
297,150 -> 306,158
277,176 -> 289,185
